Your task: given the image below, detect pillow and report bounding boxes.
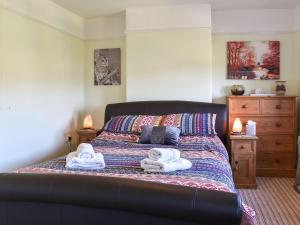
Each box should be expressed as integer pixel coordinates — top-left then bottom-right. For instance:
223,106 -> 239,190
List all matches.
96,131 -> 139,143
161,113 -> 217,136
103,115 -> 162,134
139,125 -> 153,143
139,125 -> 181,145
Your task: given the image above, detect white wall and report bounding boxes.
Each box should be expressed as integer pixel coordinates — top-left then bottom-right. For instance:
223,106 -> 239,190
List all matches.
0,0 -> 84,38
85,39 -> 126,128
126,29 -> 212,102
212,9 -> 294,34
126,5 -> 212,102
126,4 -> 211,31
84,13 -> 125,40
0,7 -> 85,171
294,5 -> 300,31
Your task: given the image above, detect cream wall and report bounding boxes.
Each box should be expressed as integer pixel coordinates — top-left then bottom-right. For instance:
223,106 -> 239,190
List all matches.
126,28 -> 212,102
0,8 -> 85,171
85,39 -> 126,128
295,31 -> 300,96
212,33 -> 297,103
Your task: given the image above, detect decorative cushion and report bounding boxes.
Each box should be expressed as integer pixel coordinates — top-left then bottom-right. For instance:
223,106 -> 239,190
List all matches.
139,125 -> 153,144
139,125 -> 181,145
150,126 -> 166,144
161,113 -> 217,136
104,115 -> 162,134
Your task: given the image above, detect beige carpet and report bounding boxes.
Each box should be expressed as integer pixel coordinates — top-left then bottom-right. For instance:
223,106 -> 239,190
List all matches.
239,177 -> 300,225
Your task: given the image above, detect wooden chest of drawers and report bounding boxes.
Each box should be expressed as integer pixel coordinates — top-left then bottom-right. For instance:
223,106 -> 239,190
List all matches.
228,96 -> 297,177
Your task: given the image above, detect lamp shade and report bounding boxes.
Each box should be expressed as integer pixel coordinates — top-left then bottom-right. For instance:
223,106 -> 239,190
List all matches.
232,118 -> 242,133
83,114 -> 93,129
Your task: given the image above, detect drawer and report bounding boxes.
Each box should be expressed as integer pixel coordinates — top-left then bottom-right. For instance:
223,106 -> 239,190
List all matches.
259,117 -> 295,134
257,152 -> 296,169
257,135 -> 295,153
229,99 -> 260,115
232,140 -> 255,153
261,99 -> 295,115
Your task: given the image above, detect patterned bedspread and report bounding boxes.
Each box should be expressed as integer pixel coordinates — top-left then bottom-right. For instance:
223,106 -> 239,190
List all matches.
17,132 -> 255,225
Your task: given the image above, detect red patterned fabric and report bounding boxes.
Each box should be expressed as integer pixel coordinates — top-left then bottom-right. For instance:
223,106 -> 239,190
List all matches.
161,114 -> 183,127
96,131 -> 140,143
104,115 -> 162,134
131,115 -> 162,133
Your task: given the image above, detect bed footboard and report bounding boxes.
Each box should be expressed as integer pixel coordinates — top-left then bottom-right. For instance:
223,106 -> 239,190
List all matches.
0,173 -> 242,225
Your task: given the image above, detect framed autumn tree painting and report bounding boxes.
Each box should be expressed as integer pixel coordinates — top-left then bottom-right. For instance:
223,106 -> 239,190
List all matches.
227,41 -> 280,80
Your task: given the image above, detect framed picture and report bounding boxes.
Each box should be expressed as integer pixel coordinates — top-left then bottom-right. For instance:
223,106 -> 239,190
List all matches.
227,41 -> 280,80
94,48 -> 121,85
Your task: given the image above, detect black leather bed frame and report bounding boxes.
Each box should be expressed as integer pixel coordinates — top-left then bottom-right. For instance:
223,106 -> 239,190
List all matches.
0,101 -> 242,225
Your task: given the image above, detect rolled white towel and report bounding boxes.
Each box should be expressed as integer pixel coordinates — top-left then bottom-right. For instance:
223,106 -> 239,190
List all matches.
76,143 -> 95,159
148,148 -> 180,162
141,158 -> 192,173
66,152 -> 105,169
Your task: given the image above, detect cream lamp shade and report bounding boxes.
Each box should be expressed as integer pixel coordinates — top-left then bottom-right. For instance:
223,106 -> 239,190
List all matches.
232,118 -> 243,133
83,114 -> 93,129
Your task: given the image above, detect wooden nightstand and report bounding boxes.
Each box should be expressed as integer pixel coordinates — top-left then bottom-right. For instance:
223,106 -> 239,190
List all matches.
229,135 -> 258,189
77,129 -> 99,144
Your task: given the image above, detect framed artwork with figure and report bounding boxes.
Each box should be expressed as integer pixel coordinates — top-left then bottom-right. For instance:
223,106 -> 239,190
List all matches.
227,41 -> 280,80
94,48 -> 121,85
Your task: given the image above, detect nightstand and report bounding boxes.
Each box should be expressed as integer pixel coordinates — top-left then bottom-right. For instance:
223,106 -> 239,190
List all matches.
229,135 -> 258,189
77,129 -> 98,144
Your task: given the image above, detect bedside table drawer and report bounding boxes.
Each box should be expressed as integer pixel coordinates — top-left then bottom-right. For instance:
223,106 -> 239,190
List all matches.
232,141 -> 255,153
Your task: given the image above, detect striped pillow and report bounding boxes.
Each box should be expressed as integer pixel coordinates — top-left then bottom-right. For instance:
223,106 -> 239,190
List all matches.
104,115 -> 162,134
161,113 -> 217,136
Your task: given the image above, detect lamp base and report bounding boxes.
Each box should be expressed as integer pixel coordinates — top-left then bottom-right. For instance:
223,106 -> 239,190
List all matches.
82,127 -> 96,131
230,131 -> 245,135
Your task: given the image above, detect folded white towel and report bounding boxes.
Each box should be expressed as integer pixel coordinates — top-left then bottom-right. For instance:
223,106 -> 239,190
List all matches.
141,158 -> 192,173
76,143 -> 95,159
66,152 -> 105,169
148,148 -> 180,162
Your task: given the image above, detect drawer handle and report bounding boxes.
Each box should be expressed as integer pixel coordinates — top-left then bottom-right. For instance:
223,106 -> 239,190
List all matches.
276,159 -> 281,164
275,105 -> 281,109
240,145 -> 245,149
234,161 -> 239,171
275,141 -> 281,145
275,123 -> 282,127
242,105 -> 247,109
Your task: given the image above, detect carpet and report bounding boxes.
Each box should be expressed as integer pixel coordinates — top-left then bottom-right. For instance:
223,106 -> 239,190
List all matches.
239,177 -> 300,225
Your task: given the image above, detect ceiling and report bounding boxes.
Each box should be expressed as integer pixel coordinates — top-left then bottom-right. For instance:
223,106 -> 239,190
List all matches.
51,0 -> 300,18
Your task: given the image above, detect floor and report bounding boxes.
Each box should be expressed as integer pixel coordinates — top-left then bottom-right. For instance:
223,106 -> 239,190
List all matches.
239,177 -> 300,225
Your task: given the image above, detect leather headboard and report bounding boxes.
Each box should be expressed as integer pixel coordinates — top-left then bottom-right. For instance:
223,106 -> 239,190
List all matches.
104,101 -> 228,145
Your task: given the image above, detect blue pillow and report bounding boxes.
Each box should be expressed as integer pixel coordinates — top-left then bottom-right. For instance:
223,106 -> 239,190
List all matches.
139,126 -> 180,145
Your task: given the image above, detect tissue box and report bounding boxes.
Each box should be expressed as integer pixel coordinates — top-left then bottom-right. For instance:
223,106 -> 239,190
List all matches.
246,120 -> 256,136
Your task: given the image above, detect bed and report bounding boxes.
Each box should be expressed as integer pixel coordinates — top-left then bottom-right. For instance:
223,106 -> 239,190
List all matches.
0,101 -> 254,225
